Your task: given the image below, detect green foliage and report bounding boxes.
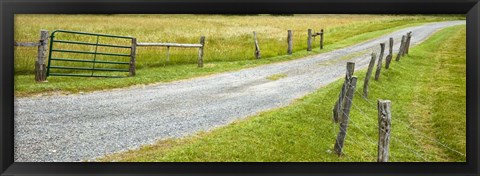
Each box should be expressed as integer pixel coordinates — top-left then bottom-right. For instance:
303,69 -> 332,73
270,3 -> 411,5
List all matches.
266,73 -> 287,80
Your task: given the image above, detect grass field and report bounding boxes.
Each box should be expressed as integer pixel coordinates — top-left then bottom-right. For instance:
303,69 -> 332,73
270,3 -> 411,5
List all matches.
99,25 -> 466,162
14,14 -> 464,96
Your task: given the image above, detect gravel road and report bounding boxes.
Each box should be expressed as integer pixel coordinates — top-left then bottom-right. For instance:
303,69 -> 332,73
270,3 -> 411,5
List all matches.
14,21 -> 465,162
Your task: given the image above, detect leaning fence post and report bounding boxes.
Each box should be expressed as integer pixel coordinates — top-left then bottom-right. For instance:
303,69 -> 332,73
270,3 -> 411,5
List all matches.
363,53 -> 376,98
385,38 -> 394,69
320,29 -> 324,49
35,30 -> 49,82
198,36 -> 205,68
253,31 -> 261,59
405,32 -> 412,54
374,43 -> 385,81
334,76 -> 357,156
129,38 -> 137,76
395,35 -> 406,61
333,62 -> 355,123
287,30 -> 293,55
401,33 -> 408,56
307,29 -> 312,51
378,99 -> 392,162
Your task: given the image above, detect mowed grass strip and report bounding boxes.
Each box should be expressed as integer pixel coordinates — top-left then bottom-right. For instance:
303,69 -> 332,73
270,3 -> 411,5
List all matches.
99,25 -> 466,162
14,15 -> 464,97
266,73 -> 288,81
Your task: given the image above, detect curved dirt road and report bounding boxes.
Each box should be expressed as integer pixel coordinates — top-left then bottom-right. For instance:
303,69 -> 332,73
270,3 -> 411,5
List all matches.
14,21 -> 465,162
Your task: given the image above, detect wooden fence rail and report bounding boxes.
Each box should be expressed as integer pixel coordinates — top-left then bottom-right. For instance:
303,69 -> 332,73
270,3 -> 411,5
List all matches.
136,43 -> 202,47
136,36 -> 206,68
14,30 -> 49,82
307,29 -> 324,51
14,42 -> 41,47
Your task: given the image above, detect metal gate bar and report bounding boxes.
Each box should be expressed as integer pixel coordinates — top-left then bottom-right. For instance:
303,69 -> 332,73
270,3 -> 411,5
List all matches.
47,30 -> 134,78
50,49 -> 131,57
49,73 -> 125,78
50,58 -> 129,65
52,40 -> 131,48
49,66 -> 129,72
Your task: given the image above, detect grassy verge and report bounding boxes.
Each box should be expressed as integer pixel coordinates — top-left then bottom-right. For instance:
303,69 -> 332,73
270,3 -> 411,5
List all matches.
15,15 -> 464,97
266,74 -> 288,81
99,25 -> 466,162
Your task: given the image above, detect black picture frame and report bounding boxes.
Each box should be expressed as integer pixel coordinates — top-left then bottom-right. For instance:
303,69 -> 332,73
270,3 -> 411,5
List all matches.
1,0 -> 479,176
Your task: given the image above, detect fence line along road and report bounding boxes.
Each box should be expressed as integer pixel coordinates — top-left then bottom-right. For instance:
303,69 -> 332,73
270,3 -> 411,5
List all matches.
14,21 -> 465,162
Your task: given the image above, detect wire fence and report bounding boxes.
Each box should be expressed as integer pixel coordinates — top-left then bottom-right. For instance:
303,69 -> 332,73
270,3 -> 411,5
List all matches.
329,31 -> 465,162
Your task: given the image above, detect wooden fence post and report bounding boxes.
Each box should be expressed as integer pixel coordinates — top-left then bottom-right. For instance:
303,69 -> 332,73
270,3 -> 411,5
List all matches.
287,30 -> 293,55
385,38 -> 393,69
405,31 -> 412,54
333,62 -> 355,123
320,29 -> 324,49
35,30 -> 49,82
374,43 -> 385,81
307,29 -> 312,51
363,53 -> 376,98
395,35 -> 406,61
165,46 -> 170,65
253,31 -> 261,59
129,38 -> 137,76
334,76 -> 357,156
378,99 -> 392,162
401,33 -> 408,56
198,36 -> 205,68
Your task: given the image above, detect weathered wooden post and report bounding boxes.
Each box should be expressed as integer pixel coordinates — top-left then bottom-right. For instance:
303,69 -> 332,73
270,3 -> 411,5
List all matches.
307,29 -> 312,51
405,31 -> 412,55
334,76 -> 357,156
35,30 -> 49,82
320,29 -> 324,49
401,33 -> 408,57
165,46 -> 170,65
363,53 -> 376,98
374,43 -> 385,81
377,99 -> 392,162
287,30 -> 293,55
253,31 -> 261,59
333,62 -> 355,123
395,35 -> 406,61
385,38 -> 393,69
129,38 -> 137,76
198,36 -> 205,68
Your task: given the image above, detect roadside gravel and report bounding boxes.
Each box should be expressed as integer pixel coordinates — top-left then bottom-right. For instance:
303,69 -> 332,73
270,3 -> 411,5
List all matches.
14,21 -> 465,162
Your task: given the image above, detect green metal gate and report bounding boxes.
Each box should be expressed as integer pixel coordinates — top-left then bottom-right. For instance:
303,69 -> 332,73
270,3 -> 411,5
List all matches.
46,30 -> 135,78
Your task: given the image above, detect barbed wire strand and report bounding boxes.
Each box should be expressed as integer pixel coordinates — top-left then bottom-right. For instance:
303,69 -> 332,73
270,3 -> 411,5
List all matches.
351,90 -> 466,157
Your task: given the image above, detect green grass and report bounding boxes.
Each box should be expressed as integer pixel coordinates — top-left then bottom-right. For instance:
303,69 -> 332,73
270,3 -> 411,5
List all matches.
14,15 -> 465,97
98,25 -> 466,162
266,73 -> 288,81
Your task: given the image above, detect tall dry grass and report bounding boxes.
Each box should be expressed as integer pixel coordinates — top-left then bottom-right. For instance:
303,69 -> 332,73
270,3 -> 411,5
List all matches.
14,14 -> 463,75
